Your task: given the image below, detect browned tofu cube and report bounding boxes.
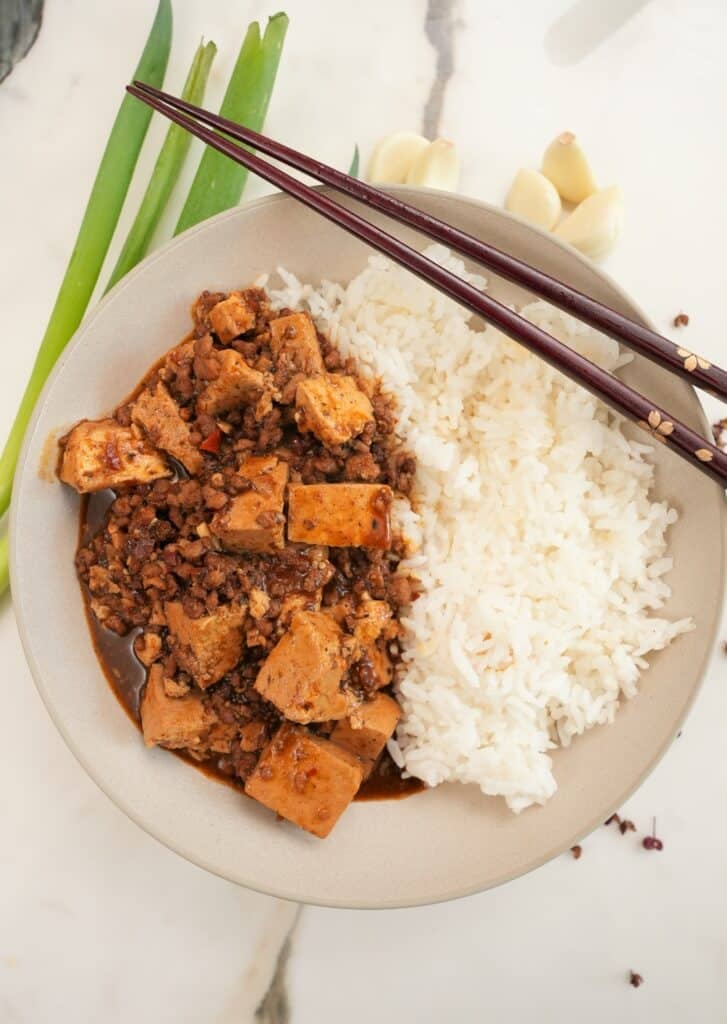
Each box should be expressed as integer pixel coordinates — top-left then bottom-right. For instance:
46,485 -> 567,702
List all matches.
354,599 -> 394,645
295,374 -> 373,447
210,455 -> 288,554
59,418 -> 171,493
245,723 -> 364,838
277,592 -> 322,631
140,664 -> 214,750
165,600 -> 246,688
208,292 -> 256,342
287,483 -> 392,549
331,693 -> 401,771
269,312 -> 324,375
197,349 -> 265,416
254,610 -> 351,723
132,381 -> 203,474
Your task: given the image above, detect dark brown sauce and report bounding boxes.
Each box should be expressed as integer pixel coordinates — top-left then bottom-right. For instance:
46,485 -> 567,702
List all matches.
357,752 -> 425,801
79,494 -> 425,803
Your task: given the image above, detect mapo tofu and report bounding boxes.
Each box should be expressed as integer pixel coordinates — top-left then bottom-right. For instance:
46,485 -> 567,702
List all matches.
63,284 -> 419,838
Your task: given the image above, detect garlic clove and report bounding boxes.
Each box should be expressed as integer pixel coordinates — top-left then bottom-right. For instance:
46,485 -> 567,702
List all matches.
505,168 -> 561,230
405,138 -> 460,191
542,131 -> 597,204
554,186 -> 624,260
367,132 -> 430,184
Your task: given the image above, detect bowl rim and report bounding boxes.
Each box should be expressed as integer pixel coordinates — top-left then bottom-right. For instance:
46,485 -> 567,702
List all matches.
10,187 -> 726,908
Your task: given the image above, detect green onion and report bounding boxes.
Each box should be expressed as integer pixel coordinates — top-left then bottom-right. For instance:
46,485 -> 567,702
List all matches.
174,12 -> 288,235
105,38 -> 216,293
0,0 -> 172,521
348,144 -> 360,178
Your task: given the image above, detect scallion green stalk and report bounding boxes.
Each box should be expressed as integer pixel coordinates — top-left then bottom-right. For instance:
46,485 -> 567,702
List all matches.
105,38 -> 216,292
0,0 -> 172,521
174,12 -> 288,234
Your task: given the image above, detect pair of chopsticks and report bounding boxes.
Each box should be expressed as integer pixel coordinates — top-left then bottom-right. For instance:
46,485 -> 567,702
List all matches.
127,81 -> 727,486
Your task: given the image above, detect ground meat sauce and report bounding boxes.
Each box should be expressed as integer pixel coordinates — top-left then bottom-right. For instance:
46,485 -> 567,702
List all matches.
67,287 -> 424,837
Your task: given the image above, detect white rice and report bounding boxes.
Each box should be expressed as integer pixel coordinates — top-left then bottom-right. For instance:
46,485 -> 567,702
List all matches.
271,246 -> 693,813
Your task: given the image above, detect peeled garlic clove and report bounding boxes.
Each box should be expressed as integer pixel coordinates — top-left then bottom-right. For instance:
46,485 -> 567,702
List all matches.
367,132 -> 430,184
406,138 -> 460,191
542,131 -> 597,204
505,168 -> 561,230
554,186 -> 624,260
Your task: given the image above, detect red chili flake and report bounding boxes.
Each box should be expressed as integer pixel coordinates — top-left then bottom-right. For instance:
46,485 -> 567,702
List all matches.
619,818 -> 636,835
104,442 -> 122,470
673,312 -> 689,327
642,817 -> 664,851
629,971 -> 644,988
570,844 -> 582,859
605,813 -> 621,827
199,427 -> 222,453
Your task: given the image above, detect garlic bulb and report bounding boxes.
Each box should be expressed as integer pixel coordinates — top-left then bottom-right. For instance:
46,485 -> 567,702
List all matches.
554,186 -> 624,260
406,138 -> 460,191
505,168 -> 561,230
542,132 -> 596,204
367,132 -> 430,184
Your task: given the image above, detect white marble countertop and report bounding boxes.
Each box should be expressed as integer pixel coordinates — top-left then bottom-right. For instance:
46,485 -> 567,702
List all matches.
2,1 -> 726,1021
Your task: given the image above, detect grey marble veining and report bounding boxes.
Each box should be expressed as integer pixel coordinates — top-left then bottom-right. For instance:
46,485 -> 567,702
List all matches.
422,0 -> 457,137
0,0 -> 43,82
254,908 -> 302,1024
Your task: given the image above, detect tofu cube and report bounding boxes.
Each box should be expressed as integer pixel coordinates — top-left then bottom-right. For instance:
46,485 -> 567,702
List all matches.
269,312 -> 324,375
208,292 -> 256,342
254,610 -> 350,723
140,664 -> 214,750
331,693 -> 401,771
59,418 -> 171,493
277,592 -> 322,631
295,374 -> 373,447
132,381 -> 203,474
165,600 -> 246,688
197,349 -> 265,416
210,455 -> 288,554
245,723 -> 364,838
354,599 -> 394,646
287,483 -> 392,549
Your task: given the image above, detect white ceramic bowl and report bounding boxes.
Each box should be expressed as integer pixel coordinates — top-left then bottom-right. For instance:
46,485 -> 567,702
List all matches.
11,189 -> 725,908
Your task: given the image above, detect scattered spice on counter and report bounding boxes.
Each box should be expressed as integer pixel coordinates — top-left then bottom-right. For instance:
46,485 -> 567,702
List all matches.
570,844 -> 582,859
673,312 -> 689,327
712,418 -> 727,446
605,812 -> 638,835
629,971 -> 644,989
642,817 -> 664,851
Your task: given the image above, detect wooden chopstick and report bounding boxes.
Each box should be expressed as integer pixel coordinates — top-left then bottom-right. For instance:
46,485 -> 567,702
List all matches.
126,83 -> 727,486
133,81 -> 727,404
